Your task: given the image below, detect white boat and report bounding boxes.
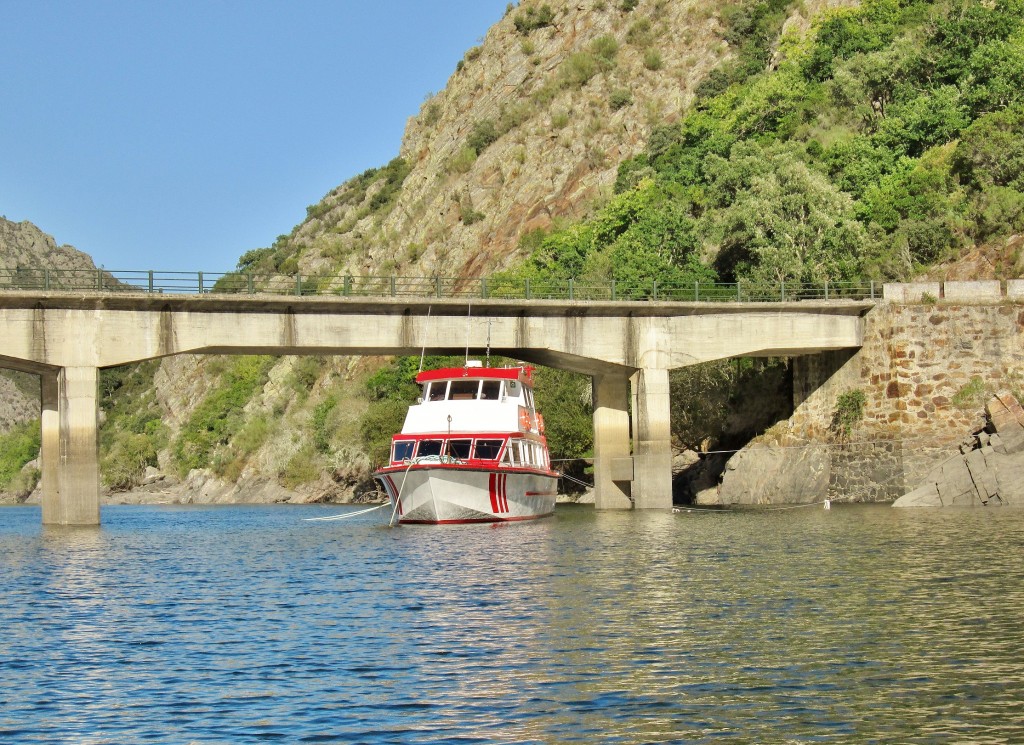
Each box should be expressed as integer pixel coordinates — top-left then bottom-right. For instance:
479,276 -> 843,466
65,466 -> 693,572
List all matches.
373,363 -> 560,524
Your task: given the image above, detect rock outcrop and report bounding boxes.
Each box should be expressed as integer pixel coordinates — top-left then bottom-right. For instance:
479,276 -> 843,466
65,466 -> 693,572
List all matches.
703,442 -> 831,506
894,393 -> 1024,507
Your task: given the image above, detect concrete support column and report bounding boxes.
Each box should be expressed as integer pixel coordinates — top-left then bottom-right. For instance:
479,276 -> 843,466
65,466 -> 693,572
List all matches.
631,367 -> 673,510
39,372 -> 60,523
43,366 -> 101,526
592,373 -> 633,510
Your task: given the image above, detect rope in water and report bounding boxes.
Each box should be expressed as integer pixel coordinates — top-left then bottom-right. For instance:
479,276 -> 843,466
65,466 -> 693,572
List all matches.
303,502 -> 389,521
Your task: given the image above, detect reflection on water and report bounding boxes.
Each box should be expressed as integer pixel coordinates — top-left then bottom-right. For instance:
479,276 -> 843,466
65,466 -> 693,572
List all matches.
1,504 -> 1023,743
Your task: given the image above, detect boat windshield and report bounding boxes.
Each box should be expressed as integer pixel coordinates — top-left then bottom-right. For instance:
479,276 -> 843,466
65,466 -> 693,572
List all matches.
449,439 -> 472,459
417,440 -> 445,458
473,439 -> 504,460
449,380 -> 478,400
481,381 -> 501,400
392,440 -> 415,462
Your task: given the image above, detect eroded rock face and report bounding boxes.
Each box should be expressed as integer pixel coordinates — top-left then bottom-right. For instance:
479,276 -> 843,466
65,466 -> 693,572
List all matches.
708,442 -> 831,506
894,393 -> 1024,508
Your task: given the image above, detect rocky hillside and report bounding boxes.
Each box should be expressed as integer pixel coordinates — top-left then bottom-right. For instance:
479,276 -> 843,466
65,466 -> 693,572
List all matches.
0,218 -> 100,432
0,217 -> 99,275
94,0 -> 864,505
246,0 -> 855,282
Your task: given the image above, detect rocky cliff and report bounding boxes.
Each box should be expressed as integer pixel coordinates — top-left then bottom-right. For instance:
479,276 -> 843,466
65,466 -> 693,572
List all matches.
0,218 -> 99,432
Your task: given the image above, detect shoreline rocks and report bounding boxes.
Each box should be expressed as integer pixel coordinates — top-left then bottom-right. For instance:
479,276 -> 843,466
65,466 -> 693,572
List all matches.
894,393 -> 1024,508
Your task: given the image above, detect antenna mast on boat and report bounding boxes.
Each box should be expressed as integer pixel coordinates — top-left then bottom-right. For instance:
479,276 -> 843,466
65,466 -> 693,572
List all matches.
418,305 -> 432,374
486,318 -> 492,367
465,300 -> 472,366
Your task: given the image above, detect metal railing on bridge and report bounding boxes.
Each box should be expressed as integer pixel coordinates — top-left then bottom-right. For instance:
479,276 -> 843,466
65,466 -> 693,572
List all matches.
0,267 -> 880,303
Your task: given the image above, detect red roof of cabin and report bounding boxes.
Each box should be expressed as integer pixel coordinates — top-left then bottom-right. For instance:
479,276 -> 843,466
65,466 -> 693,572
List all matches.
415,366 -> 533,384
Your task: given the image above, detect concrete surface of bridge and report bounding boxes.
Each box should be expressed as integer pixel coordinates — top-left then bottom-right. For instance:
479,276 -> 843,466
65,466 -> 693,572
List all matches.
0,291 -> 871,524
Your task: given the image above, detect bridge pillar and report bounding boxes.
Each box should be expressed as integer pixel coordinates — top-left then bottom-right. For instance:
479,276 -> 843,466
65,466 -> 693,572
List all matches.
41,366 -> 101,526
631,367 -> 673,509
592,373 -> 632,509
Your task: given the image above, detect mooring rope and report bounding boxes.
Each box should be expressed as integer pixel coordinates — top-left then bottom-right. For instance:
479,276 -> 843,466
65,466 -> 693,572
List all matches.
303,502 -> 389,521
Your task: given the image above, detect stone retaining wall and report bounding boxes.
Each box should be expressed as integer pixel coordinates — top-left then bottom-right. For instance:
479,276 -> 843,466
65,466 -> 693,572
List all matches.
787,294 -> 1024,501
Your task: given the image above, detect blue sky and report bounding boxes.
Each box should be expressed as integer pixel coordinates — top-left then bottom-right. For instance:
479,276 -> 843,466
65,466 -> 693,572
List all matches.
1,0 -> 509,270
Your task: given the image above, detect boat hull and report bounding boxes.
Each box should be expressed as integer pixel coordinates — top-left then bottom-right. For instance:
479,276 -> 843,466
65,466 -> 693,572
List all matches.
373,465 -> 558,524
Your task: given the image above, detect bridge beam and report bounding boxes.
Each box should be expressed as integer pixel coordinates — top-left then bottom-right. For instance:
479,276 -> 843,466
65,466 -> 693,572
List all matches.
592,373 -> 632,509
41,366 -> 101,526
631,368 -> 673,509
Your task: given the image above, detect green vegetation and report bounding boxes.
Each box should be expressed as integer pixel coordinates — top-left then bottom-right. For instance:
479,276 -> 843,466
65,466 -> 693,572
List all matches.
495,0 -> 1024,293
514,3 -> 555,34
952,376 -> 988,409
171,356 -> 275,476
642,49 -> 663,71
609,88 -> 633,111
99,361 -> 167,490
0,421 -> 41,492
832,389 -> 867,437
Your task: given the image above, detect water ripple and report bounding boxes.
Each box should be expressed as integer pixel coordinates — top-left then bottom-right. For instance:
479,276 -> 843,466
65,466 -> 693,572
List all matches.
2,504 -> 1024,743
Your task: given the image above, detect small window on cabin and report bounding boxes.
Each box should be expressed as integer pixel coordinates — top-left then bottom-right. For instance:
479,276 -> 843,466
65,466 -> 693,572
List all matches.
517,441 -> 531,466
427,382 -> 447,402
524,387 -> 535,409
481,381 -> 501,400
473,439 -> 504,461
505,379 -> 521,397
392,441 -> 415,462
449,380 -> 479,400
417,440 -> 444,458
449,439 -> 472,460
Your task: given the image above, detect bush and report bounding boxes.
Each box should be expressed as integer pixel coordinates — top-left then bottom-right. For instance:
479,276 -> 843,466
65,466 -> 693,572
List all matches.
102,432 -> 157,491
643,49 -> 663,71
448,146 -> 478,174
513,3 -> 555,34
0,421 -> 40,490
832,389 -> 866,437
172,356 -> 274,475
591,35 -> 619,65
609,88 -> 633,110
467,119 -> 500,154
560,52 -> 599,87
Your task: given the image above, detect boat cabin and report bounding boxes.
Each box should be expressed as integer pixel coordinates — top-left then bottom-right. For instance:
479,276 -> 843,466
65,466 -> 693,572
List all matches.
388,365 -> 550,471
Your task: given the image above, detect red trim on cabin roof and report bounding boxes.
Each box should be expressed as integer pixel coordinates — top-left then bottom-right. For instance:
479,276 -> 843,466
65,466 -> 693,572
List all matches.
415,366 -> 533,384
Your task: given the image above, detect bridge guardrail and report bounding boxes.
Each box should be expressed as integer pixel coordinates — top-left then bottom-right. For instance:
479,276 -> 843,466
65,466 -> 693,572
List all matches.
0,268 -> 881,302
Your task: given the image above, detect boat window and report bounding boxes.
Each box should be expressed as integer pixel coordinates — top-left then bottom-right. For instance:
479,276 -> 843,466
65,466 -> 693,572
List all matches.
473,439 -> 504,461
427,382 -> 447,402
481,381 -> 501,400
524,387 -> 535,409
515,441 -> 528,466
505,379 -> 521,398
416,440 -> 444,458
449,439 -> 472,460
392,440 -> 415,462
449,380 -> 479,400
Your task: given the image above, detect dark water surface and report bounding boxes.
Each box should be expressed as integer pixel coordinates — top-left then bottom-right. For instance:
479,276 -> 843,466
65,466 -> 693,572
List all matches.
1,503 -> 1023,744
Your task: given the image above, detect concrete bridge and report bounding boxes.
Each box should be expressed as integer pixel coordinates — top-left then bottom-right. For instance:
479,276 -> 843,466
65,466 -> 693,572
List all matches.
0,290 -> 872,524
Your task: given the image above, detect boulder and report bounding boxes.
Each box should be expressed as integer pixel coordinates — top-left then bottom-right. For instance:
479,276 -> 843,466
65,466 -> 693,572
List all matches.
894,392 -> 1024,507
715,442 -> 830,505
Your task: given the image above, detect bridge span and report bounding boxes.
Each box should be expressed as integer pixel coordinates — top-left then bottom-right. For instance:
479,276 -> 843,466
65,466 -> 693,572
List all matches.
0,290 -> 872,524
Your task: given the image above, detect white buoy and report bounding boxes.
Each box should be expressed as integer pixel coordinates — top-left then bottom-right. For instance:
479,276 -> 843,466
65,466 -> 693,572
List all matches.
824,499 -> 831,510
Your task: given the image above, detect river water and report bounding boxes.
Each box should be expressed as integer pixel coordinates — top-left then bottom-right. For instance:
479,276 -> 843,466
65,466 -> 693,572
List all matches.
1,503 -> 1022,744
